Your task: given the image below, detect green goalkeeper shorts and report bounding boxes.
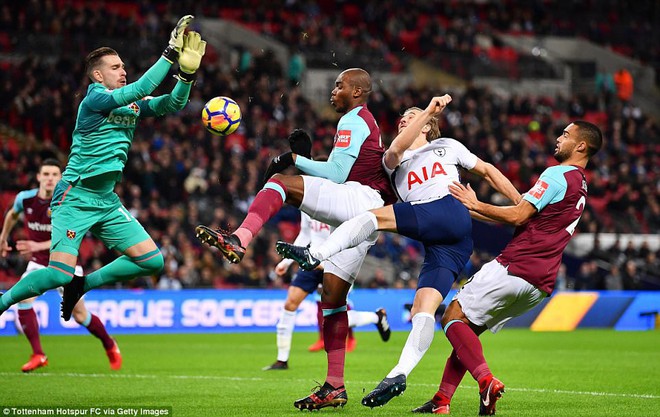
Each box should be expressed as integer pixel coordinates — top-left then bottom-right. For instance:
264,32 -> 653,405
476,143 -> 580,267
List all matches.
50,179 -> 151,256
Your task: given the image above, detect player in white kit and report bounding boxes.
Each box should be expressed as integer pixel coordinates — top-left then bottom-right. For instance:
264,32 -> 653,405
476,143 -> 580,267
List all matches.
276,95 -> 521,408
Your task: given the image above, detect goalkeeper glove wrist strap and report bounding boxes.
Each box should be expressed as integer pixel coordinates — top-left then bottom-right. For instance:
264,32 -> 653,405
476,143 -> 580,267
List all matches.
177,70 -> 197,84
162,46 -> 178,63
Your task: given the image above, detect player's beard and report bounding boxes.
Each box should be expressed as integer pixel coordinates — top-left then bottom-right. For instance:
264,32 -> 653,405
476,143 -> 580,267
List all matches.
554,147 -> 570,162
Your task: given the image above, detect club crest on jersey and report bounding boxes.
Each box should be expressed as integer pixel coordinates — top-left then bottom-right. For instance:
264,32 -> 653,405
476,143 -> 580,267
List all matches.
433,148 -> 447,158
47,208 -> 52,218
335,130 -> 351,148
128,102 -> 140,114
529,179 -> 548,199
66,229 -> 76,239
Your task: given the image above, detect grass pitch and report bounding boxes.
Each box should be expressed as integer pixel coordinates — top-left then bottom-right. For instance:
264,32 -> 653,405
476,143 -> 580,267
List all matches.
1,329 -> 659,416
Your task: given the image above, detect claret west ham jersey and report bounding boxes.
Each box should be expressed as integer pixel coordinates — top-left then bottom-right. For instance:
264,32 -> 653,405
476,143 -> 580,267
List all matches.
11,189 -> 52,265
384,138 -> 478,203
497,165 -> 589,294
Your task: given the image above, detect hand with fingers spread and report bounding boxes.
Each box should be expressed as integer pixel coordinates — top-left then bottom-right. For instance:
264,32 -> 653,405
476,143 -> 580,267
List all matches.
162,15 -> 194,62
178,31 -> 207,82
448,181 -> 479,210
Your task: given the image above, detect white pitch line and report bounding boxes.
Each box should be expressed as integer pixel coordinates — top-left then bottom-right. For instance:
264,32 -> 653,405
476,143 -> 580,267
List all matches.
2,372 -> 659,400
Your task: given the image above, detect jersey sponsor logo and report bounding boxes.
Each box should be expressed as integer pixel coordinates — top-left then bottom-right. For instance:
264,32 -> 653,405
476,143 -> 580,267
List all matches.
433,148 -> 447,157
107,108 -> 138,127
66,229 -> 76,239
27,222 -> 52,232
529,179 -> 549,199
407,162 -> 448,190
335,130 -> 352,148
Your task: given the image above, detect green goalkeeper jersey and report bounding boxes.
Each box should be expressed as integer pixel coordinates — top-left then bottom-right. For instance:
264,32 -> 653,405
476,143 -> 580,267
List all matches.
63,57 -> 192,184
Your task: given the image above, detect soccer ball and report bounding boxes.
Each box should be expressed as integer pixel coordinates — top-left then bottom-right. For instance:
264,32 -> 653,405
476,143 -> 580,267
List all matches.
202,96 -> 242,136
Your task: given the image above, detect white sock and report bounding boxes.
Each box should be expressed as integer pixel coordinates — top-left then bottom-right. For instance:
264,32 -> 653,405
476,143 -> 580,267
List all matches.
276,309 -> 297,362
347,310 -> 378,327
386,313 -> 435,378
311,212 -> 378,261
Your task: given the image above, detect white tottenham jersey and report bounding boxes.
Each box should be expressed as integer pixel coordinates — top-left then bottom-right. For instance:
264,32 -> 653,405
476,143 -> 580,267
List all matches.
293,212 -> 332,247
383,138 -> 478,203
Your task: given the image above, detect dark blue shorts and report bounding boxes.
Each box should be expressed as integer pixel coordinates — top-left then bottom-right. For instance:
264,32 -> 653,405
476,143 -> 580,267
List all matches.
393,195 -> 473,298
291,268 -> 324,294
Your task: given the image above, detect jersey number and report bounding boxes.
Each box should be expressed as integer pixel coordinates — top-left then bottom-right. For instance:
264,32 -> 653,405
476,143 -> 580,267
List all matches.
565,196 -> 585,236
117,207 -> 133,222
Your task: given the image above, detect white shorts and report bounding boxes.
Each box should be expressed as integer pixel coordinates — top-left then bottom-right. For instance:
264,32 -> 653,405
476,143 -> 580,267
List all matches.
324,239 -> 372,283
454,259 -> 547,333
300,176 -> 384,226
21,261 -> 84,298
300,176 -> 384,283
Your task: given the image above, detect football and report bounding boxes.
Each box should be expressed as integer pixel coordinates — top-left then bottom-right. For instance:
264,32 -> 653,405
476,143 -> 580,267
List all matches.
202,96 -> 242,136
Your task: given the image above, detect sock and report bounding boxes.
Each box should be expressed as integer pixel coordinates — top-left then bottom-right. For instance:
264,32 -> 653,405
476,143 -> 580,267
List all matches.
18,307 -> 44,355
436,349 -> 467,403
444,320 -> 491,383
312,211 -> 378,261
321,303 -> 348,388
347,310 -> 378,327
276,309 -> 297,362
387,312 -> 435,378
0,263 -> 74,310
83,313 -> 115,350
316,301 -> 323,337
85,250 -> 164,291
234,179 -> 286,247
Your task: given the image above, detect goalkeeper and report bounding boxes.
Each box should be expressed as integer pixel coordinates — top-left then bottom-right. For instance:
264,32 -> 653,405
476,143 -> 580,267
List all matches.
0,16 -> 206,320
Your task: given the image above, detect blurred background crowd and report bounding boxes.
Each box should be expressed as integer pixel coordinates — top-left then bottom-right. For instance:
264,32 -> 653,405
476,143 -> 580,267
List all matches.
0,0 -> 658,292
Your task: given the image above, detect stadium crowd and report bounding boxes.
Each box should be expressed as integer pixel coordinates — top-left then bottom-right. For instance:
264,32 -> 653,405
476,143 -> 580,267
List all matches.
0,1 -> 658,291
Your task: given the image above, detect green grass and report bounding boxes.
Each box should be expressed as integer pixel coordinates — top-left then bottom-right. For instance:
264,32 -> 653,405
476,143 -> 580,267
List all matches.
1,330 -> 659,416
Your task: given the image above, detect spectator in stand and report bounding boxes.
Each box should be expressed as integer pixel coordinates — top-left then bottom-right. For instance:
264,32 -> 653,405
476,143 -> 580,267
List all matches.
613,68 -> 634,104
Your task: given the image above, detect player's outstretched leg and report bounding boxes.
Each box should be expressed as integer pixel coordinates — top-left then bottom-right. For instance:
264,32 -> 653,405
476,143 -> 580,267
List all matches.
293,382 -> 348,410
361,374 -> 407,408
479,376 -> 505,416
375,308 -> 391,342
275,241 -> 320,270
61,275 -> 86,321
195,225 -> 245,263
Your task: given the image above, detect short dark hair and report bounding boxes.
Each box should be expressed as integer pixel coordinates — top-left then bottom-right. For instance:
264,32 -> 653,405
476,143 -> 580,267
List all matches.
573,120 -> 603,157
40,158 -> 61,172
85,47 -> 118,81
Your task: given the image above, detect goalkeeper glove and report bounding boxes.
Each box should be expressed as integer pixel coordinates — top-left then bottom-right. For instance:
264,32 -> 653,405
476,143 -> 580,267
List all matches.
288,129 -> 312,158
177,31 -> 207,82
162,15 -> 194,63
263,152 -> 294,183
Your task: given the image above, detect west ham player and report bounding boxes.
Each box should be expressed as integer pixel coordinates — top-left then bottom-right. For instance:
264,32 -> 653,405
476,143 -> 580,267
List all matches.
263,212 -> 390,371
412,121 -> 603,415
276,95 -> 520,408
0,17 -> 204,323
195,68 -> 397,410
0,159 -> 121,372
